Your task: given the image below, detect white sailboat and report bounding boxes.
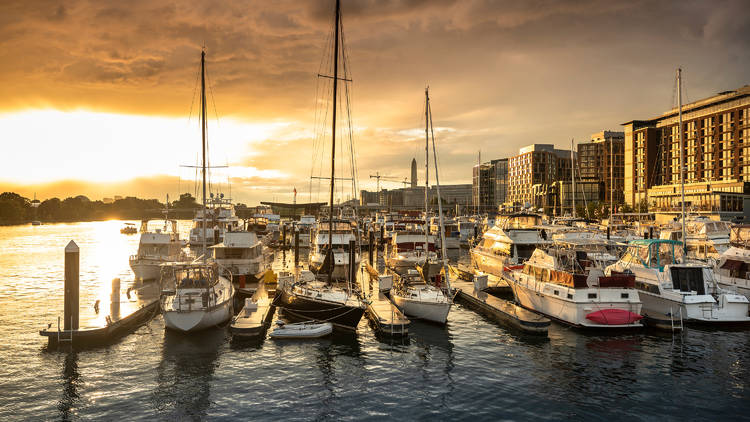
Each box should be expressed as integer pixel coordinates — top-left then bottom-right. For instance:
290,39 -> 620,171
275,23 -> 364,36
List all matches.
390,87 -> 452,324
160,48 -> 234,333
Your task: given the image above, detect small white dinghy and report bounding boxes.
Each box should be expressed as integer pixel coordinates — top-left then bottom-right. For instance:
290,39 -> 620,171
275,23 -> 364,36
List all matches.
269,320 -> 333,339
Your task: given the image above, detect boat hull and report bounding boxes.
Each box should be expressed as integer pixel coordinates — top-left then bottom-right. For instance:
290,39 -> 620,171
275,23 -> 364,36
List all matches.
639,291 -> 750,324
130,260 -> 162,281
470,249 -> 510,278
390,294 -> 451,324
272,288 -> 365,330
510,281 -> 642,328
163,299 -> 233,332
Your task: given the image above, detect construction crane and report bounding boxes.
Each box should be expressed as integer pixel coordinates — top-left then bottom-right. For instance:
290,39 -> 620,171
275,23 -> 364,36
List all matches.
369,172 -> 409,193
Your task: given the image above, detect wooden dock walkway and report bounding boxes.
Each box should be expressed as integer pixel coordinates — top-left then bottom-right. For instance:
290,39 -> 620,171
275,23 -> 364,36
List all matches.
452,279 -> 550,335
361,265 -> 410,336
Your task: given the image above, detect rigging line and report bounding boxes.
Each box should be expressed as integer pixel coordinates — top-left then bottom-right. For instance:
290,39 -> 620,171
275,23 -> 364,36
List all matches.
187,58 -> 201,123
204,63 -> 221,128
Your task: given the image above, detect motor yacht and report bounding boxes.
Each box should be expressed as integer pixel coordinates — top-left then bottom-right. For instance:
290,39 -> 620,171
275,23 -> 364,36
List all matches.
714,225 -> 750,299
209,230 -> 269,281
188,194 -> 242,247
309,220 -> 361,281
470,212 -> 548,278
504,245 -> 643,328
129,219 -> 186,281
605,239 -> 750,324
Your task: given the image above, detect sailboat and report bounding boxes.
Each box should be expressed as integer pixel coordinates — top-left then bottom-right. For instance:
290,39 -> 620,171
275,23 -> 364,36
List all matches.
272,0 -> 366,330
160,48 -> 235,333
390,87 -> 453,324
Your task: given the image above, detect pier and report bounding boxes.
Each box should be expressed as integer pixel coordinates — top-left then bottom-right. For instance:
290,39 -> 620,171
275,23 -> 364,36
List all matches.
362,264 -> 409,336
452,277 -> 550,335
230,284 -> 276,338
40,240 -> 160,348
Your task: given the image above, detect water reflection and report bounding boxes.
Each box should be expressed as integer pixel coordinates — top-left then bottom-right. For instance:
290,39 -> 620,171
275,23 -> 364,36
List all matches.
58,351 -> 80,421
152,328 -> 227,420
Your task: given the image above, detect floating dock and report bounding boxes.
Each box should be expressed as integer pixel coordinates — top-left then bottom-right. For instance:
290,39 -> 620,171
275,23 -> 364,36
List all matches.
452,279 -> 550,335
230,285 -> 276,338
40,281 -> 160,348
361,264 -> 410,336
449,264 -> 512,295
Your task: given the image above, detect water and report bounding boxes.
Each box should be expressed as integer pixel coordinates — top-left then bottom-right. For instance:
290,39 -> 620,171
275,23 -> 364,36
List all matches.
2,221 -> 750,421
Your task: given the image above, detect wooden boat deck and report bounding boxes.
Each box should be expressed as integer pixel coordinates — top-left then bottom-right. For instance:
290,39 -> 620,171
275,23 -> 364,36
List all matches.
452,280 -> 549,335
40,281 -> 161,348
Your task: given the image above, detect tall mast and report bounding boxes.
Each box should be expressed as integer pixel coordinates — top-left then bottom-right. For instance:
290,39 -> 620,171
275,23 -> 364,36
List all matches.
610,135 -> 614,223
328,0 -> 340,280
424,87 -> 430,251
201,48 -> 207,262
678,68 -> 686,251
428,89 -> 451,295
571,138 -> 575,218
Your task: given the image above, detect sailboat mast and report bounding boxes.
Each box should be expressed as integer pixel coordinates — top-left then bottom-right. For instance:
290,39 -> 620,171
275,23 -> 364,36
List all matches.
571,138 -> 575,218
424,87 -> 430,250
678,68 -> 686,250
428,90 -> 451,295
328,0 -> 340,279
201,48 -> 207,262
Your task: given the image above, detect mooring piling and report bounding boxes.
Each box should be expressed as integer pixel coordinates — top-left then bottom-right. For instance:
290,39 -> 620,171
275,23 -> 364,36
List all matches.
64,240 -> 79,331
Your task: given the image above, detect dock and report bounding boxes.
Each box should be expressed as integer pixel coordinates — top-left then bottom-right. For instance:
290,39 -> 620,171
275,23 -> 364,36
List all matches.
361,265 -> 410,336
40,280 -> 160,348
452,278 -> 550,335
449,264 -> 512,295
230,284 -> 276,338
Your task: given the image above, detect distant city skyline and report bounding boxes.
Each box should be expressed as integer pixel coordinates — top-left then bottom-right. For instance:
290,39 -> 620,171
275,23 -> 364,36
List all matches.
1,0 -> 749,204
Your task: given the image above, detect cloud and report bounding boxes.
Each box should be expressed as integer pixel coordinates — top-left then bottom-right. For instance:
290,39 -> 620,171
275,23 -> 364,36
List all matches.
1,0 -> 749,204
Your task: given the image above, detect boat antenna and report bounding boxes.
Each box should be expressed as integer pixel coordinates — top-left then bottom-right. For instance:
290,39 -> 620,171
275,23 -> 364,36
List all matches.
201,47 -> 208,263
571,138 -> 575,218
328,0 -> 340,281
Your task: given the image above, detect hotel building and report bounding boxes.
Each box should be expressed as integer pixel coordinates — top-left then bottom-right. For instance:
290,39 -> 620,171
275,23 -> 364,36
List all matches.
623,85 -> 750,218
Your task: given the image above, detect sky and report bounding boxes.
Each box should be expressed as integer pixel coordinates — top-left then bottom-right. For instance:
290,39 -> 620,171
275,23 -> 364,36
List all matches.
1,0 -> 749,205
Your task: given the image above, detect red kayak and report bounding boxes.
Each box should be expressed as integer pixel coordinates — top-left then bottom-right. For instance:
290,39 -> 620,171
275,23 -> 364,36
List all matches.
586,309 -> 643,325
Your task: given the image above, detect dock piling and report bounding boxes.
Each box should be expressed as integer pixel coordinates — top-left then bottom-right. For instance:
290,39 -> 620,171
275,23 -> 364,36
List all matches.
64,240 -> 79,331
368,230 -> 374,266
282,224 -> 287,247
110,278 -> 120,319
294,228 -> 299,267
349,239 -> 356,286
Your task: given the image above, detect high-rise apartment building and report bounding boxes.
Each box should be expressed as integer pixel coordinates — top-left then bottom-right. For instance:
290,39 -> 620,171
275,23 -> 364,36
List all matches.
472,158 -> 508,213
623,85 -> 750,216
577,131 -> 625,205
508,144 -> 574,208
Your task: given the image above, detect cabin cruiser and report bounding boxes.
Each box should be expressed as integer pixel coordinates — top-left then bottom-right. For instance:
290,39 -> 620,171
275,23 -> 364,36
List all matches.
309,220 -> 361,281
504,246 -> 643,328
659,216 -> 731,263
209,231 -> 268,281
390,268 -> 452,324
129,219 -> 186,281
470,212 -> 548,277
385,230 -> 438,275
120,223 -> 138,235
714,225 -> 750,299
605,239 -> 750,324
272,269 -> 366,330
160,262 -> 235,332
188,194 -> 242,247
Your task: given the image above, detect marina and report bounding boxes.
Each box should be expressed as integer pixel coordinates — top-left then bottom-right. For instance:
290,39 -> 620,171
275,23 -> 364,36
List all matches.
3,0 -> 750,419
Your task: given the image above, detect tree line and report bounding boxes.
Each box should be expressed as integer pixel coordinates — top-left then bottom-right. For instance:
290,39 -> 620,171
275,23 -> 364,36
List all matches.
0,192 -> 205,225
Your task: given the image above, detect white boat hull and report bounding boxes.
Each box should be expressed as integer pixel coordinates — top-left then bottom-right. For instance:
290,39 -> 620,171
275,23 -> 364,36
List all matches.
163,299 -> 233,332
511,281 -> 642,328
391,293 -> 451,324
639,291 -> 750,323
130,260 -> 162,281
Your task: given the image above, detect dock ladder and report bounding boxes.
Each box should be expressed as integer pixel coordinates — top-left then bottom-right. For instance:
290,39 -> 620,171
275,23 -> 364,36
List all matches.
56,316 -> 73,347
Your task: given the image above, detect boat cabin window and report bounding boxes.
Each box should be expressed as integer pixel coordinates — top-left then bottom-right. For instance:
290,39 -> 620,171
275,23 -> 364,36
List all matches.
505,215 -> 541,229
621,293 -> 629,299
588,293 -> 597,299
669,267 -> 705,295
516,245 -> 536,260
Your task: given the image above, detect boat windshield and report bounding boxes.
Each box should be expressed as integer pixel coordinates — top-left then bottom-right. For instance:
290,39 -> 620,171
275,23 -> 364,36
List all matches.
175,267 -> 215,288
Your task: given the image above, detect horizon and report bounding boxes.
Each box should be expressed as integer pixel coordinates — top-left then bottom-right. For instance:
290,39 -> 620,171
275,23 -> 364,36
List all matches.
3,0 -> 749,205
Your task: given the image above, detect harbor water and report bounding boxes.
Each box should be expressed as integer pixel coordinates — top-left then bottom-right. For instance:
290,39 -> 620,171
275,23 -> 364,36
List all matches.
2,221 -> 750,420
